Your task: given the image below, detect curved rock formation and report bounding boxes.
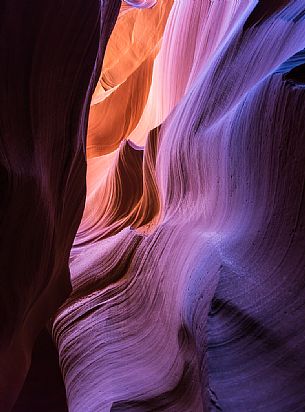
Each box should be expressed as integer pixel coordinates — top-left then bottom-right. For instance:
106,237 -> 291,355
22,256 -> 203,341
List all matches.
75,139 -> 144,249
0,0 -> 120,410
51,1 -> 305,411
87,1 -> 173,157
127,0 -> 252,146
3,0 -> 305,411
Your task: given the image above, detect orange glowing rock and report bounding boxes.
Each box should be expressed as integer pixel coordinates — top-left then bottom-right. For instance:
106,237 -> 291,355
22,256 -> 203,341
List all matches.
87,0 -> 174,158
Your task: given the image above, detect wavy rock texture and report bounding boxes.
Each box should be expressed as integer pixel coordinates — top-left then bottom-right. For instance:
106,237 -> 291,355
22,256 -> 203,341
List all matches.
50,1 -> 305,411
0,0 -> 120,410
127,0 -> 252,145
3,0 -> 305,411
87,1 -> 173,157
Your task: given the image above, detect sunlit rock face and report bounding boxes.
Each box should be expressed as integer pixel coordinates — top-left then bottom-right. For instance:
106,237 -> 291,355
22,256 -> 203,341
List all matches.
0,0 -> 120,410
87,1 -> 173,157
50,1 -> 305,411
3,0 -> 305,411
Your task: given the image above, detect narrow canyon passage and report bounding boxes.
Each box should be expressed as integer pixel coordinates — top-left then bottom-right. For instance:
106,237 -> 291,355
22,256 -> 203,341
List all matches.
1,1 -> 305,411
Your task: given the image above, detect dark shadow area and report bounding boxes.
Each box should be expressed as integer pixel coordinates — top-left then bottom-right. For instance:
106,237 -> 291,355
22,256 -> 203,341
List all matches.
243,0 -> 290,30
283,62 -> 305,85
274,47 -> 305,85
12,328 -> 68,412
